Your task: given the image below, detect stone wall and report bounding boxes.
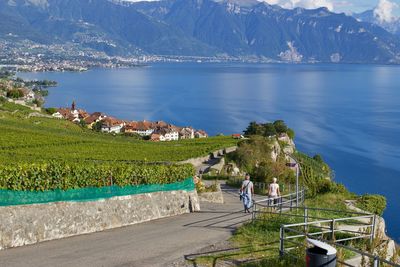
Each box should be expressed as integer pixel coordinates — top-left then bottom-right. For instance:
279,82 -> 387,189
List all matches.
198,184 -> 224,204
179,146 -> 238,166
0,190 -> 200,250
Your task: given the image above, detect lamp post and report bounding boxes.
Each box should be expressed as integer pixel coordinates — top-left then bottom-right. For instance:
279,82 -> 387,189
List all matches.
286,153 -> 300,207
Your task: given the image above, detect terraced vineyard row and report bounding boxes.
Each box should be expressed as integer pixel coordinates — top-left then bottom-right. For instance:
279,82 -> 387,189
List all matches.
0,161 -> 195,191
0,112 -> 238,164
0,107 -> 238,190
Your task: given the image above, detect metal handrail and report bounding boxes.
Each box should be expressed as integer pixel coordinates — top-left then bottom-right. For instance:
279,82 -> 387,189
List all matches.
250,193 -> 399,266
280,225 -> 399,267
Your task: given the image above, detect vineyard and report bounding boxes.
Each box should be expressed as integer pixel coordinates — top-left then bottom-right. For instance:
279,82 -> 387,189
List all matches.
0,106 -> 238,191
294,151 -> 335,196
0,112 -> 238,164
0,161 -> 195,191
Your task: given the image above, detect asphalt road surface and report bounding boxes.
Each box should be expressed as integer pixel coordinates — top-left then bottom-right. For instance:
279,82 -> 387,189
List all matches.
0,185 -> 262,267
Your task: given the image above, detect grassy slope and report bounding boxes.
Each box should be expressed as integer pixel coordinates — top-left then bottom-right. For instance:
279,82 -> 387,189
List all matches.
0,104 -> 238,163
191,193 -> 360,267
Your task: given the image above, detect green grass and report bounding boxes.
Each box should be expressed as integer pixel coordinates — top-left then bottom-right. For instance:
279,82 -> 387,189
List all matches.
0,107 -> 238,164
190,192 -> 370,266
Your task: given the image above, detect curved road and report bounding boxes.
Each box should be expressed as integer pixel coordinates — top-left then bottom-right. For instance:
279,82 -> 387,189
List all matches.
0,185 -> 263,267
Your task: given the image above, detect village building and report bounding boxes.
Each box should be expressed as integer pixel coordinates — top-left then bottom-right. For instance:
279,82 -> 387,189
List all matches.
124,121 -> 154,136
195,130 -> 208,138
150,133 -> 161,142
179,127 -> 195,139
83,112 -> 107,129
77,109 -> 90,119
52,111 -> 64,119
101,117 -> 125,133
52,108 -> 79,122
232,134 -> 244,139
152,127 -> 179,141
153,121 -> 168,129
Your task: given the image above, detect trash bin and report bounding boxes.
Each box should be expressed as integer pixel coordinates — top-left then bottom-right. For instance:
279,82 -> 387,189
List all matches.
306,238 -> 337,267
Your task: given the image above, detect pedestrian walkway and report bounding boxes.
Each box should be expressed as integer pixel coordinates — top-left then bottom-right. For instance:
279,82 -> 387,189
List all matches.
0,184 -> 262,267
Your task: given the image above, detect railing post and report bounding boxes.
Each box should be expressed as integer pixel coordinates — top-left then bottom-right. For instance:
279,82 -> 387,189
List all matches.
330,219 -> 335,241
279,226 -> 285,257
373,256 -> 379,267
252,203 -> 256,221
279,196 -> 283,214
290,194 -> 293,211
304,207 -> 308,233
370,215 -> 376,244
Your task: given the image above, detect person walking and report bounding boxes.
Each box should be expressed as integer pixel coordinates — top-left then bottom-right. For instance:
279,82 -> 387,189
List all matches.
268,177 -> 281,206
240,173 -> 254,213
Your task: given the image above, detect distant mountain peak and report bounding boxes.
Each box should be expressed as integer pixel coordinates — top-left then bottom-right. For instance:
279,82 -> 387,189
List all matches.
354,8 -> 400,36
1,0 -> 400,63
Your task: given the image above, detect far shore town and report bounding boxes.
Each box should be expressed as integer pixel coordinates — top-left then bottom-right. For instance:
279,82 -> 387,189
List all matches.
52,101 -> 208,142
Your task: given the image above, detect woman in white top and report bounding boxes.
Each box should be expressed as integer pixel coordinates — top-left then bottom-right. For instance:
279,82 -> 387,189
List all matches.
268,177 -> 281,205
240,174 -> 254,213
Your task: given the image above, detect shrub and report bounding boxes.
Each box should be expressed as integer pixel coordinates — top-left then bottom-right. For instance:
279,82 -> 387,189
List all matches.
45,107 -> 58,114
287,128 -> 295,139
32,98 -> 44,107
6,88 -> 24,99
356,194 -> 387,216
313,154 -> 324,163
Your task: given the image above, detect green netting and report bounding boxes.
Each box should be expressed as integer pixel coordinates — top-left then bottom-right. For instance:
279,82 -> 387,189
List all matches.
0,177 -> 194,206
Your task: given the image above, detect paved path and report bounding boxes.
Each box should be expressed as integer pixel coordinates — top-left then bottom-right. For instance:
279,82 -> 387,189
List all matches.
0,185 -> 262,267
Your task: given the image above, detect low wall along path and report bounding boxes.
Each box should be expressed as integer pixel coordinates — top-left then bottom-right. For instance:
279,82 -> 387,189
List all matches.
0,178 -> 200,250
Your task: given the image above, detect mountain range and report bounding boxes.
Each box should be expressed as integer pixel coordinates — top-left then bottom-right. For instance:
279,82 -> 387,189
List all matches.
354,10 -> 400,37
1,0 -> 400,64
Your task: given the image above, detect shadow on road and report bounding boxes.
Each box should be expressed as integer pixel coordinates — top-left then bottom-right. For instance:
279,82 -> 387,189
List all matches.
184,241 -> 279,267
183,209 -> 251,231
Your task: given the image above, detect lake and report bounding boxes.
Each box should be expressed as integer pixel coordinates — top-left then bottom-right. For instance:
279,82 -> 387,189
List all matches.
19,63 -> 400,242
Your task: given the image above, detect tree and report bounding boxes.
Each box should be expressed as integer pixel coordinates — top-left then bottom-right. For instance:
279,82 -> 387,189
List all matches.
273,120 -> 288,134
263,123 -> 277,137
93,121 -> 103,132
244,121 -> 262,136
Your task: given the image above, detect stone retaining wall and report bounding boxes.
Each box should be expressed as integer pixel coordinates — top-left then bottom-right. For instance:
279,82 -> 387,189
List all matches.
179,146 -> 238,166
0,190 -> 200,250
198,184 -> 224,204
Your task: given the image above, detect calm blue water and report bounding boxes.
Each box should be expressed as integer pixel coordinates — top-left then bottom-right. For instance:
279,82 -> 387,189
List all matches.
19,63 -> 400,242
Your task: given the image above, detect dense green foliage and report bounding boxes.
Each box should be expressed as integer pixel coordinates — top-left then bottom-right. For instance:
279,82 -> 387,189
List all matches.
25,79 -> 57,87
244,120 -> 294,139
293,151 -> 335,196
6,88 -> 24,99
356,194 -> 387,216
228,136 -> 295,185
33,88 -> 49,97
45,107 -> 58,114
0,161 -> 194,191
